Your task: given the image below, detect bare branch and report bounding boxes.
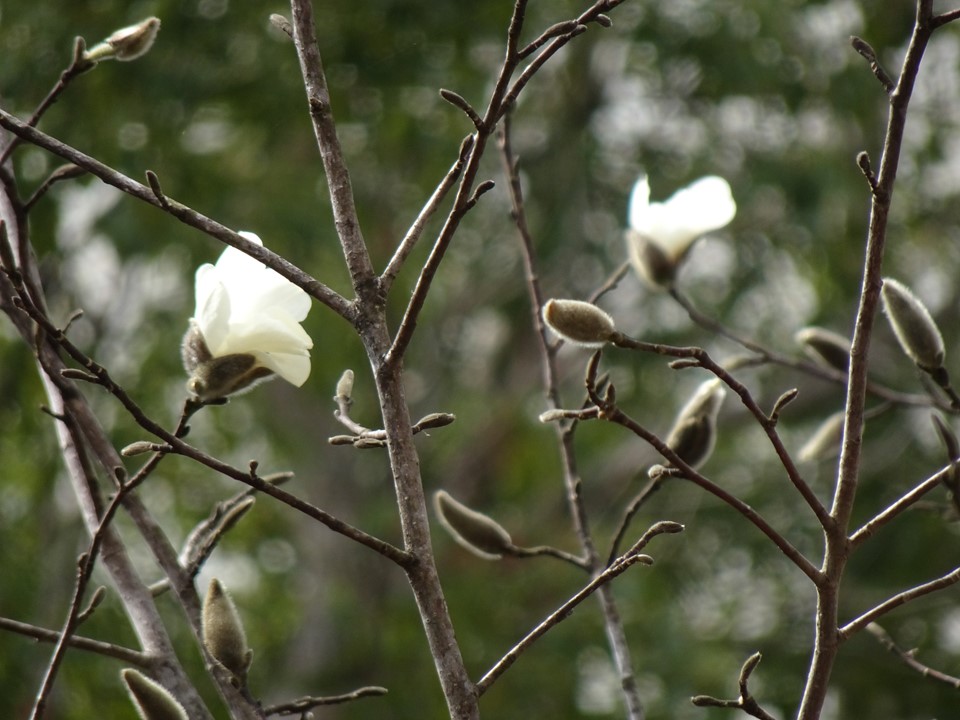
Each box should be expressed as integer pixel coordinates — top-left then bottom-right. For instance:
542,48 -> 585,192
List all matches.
850,36 -> 895,93
839,564 -> 960,640
865,623 -> 960,689
475,546 -> 654,695
263,686 -> 388,715
0,109 -> 355,321
0,616 -> 148,666
289,0 -> 376,297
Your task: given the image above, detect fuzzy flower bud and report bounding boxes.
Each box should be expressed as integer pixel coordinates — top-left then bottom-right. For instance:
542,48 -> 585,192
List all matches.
797,411 -> 845,463
121,669 -> 188,720
335,369 -> 355,402
434,490 -> 513,560
881,277 -> 945,372
795,327 -> 851,373
202,578 -> 252,685
651,378 -> 726,477
626,175 -> 736,290
84,18 -> 161,63
542,299 -> 616,348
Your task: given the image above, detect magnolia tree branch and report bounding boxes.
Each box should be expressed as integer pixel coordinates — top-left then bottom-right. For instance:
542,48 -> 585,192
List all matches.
0,108 -> 355,321
476,540 -> 658,695
0,616 -> 147,666
797,3 -> 939,717
864,623 -> 960,689
289,0 -> 376,299
838,564 -> 960,640
582,349 -> 821,585
498,114 -> 647,719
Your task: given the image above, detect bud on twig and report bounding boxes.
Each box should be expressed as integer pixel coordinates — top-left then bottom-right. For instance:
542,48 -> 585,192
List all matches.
84,18 -> 161,64
797,411 -> 845,463
434,490 -> 513,560
121,669 -> 188,720
881,277 -> 945,372
795,326 -> 851,373
335,369 -> 354,403
652,378 -> 726,476
542,299 -> 616,348
202,578 -> 252,686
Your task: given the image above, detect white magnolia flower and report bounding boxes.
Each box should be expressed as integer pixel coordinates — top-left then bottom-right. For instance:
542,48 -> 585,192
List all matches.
182,232 -> 313,400
626,175 -> 736,290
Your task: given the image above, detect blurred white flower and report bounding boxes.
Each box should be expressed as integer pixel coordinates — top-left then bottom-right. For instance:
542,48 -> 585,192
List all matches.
626,175 -> 736,290
182,232 -> 313,400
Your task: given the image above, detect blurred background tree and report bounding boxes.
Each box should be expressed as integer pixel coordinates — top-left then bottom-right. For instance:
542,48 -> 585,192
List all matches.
2,0 -> 960,718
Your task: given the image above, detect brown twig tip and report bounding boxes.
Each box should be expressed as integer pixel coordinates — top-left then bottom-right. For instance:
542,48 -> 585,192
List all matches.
145,170 -> 170,209
856,150 -> 879,193
769,387 -> 799,423
468,179 -> 496,207
850,35 -> 895,93
438,88 -> 484,130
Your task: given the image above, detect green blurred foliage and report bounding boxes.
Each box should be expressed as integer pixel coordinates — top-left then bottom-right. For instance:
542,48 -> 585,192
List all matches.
3,0 -> 960,718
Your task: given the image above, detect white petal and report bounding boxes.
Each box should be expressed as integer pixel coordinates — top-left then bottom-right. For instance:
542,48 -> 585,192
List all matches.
255,351 -> 312,387
663,176 -> 736,237
194,264 -> 231,354
627,175 -> 651,234
629,175 -> 736,256
221,315 -> 312,355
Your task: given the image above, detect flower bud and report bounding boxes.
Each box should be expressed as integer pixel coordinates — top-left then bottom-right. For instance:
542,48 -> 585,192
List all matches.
881,277 -> 945,372
335,369 -> 355,403
121,669 -> 188,720
84,17 -> 161,63
121,441 -> 156,457
202,578 -> 252,685
653,379 -> 726,475
542,299 -> 616,348
795,327 -> 851,373
797,411 -> 845,463
434,490 -> 513,560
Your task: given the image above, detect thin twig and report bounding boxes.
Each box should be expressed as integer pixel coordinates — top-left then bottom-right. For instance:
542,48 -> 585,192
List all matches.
0,37 -> 93,168
839,563 -> 960,640
289,0 -> 376,299
691,652 -> 777,720
381,135 -> 474,292
848,469 -> 947,547
7,276 -> 411,567
0,616 -> 148,666
865,623 -> 960,689
0,109 -> 355,321
263,686 -> 388,715
498,110 -> 646,718
475,544 -> 654,695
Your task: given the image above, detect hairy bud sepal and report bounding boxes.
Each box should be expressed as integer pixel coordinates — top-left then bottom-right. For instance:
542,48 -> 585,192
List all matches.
797,411 -> 845,463
881,277 -> 945,372
795,327 -> 851,373
434,490 -> 513,560
542,299 -> 616,348
121,669 -> 188,720
652,379 -> 726,476
202,578 -> 252,686
84,18 -> 161,63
